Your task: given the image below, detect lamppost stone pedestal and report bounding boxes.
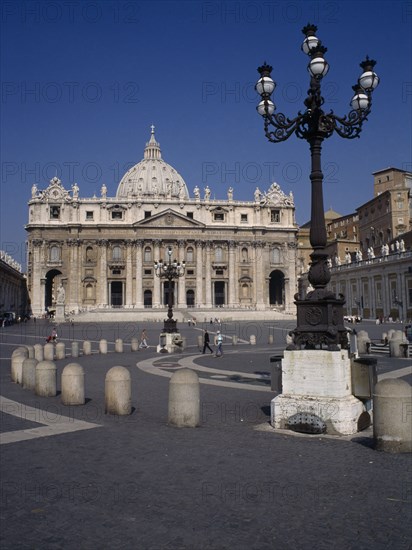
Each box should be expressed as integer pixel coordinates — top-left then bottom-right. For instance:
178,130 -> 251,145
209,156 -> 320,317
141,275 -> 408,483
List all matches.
271,349 -> 366,435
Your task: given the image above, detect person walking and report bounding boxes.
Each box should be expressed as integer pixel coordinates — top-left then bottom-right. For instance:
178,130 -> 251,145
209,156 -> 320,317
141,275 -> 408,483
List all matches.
215,330 -> 223,357
202,329 -> 213,354
139,329 -> 149,349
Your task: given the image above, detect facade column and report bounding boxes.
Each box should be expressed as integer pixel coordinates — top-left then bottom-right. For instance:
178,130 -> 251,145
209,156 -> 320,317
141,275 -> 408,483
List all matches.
177,240 -> 186,308
125,240 -> 133,307
153,240 -> 161,307
98,240 -> 108,307
135,240 -> 143,308
68,239 -> 80,312
255,242 -> 266,309
205,242 -> 212,308
31,240 -> 44,315
228,241 -> 237,307
195,241 -> 203,307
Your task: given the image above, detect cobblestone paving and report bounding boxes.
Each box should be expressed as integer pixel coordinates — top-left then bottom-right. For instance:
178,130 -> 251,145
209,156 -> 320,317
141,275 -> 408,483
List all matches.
0,320 -> 411,549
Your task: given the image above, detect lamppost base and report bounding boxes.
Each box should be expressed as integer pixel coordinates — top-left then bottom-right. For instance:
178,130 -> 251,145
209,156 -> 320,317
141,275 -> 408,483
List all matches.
163,319 -> 179,334
289,295 -> 349,350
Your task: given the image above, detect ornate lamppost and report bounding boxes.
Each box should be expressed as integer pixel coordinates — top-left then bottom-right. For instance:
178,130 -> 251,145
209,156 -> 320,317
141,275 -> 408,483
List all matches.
256,23 -> 379,351
154,246 -> 185,333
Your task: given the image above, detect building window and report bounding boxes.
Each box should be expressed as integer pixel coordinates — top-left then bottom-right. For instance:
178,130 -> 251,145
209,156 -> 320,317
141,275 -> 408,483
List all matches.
187,212 -> 194,219
270,209 -> 280,223
144,269 -> 152,275
144,211 -> 151,218
49,245 -> 60,262
50,206 -> 60,219
216,269 -> 224,276
241,214 -> 248,223
214,212 -> 225,221
187,269 -> 194,275
86,211 -> 94,220
111,211 -> 123,220
112,246 -> 122,261
144,247 -> 152,262
112,269 -> 121,275
241,247 -> 248,262
186,247 -> 194,262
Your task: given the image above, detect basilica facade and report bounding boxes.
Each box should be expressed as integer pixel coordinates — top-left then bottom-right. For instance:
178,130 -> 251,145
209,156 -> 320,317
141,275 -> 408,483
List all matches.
26,128 -> 298,317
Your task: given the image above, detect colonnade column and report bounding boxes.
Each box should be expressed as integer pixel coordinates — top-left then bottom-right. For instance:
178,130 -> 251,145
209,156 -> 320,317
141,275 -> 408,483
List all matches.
195,241 -> 203,307
228,241 -> 237,307
98,240 -> 108,307
255,242 -> 266,310
205,242 -> 212,308
125,240 -> 133,307
135,240 -> 143,308
177,240 -> 186,308
68,240 -> 80,312
153,240 -> 161,307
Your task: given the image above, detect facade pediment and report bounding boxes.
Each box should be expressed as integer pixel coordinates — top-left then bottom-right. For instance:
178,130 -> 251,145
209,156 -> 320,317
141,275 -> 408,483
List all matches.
133,209 -> 205,229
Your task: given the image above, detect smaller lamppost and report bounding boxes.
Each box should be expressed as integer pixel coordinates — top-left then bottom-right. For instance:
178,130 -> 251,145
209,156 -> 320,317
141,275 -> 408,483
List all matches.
154,246 -> 185,333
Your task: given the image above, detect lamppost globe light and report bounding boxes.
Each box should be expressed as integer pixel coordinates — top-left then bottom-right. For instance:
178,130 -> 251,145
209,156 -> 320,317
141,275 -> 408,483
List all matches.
351,90 -> 369,111
257,99 -> 275,116
301,23 -> 319,55
255,76 -> 276,96
358,57 -> 379,91
308,56 -> 329,78
302,35 -> 319,55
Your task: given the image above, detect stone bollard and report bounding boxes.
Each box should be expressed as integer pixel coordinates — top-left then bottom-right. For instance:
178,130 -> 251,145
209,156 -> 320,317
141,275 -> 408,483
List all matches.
55,342 -> 66,360
99,339 -> 108,354
356,330 -> 370,354
34,344 -> 44,361
389,331 -> 407,358
232,335 -> 238,346
197,335 -> 203,350
105,366 -> 131,415
373,379 -> 412,453
44,343 -> 54,361
26,345 -> 35,359
61,363 -> 85,405
268,334 -> 274,345
83,340 -> 92,356
11,348 -> 28,384
381,332 -> 388,344
131,337 -> 139,352
22,358 -> 38,390
250,334 -> 256,345
168,368 -> 200,428
115,338 -> 123,353
71,341 -> 80,358
35,360 -> 57,397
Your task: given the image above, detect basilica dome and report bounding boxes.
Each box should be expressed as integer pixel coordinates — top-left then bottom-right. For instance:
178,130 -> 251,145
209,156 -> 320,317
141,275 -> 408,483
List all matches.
116,127 -> 189,200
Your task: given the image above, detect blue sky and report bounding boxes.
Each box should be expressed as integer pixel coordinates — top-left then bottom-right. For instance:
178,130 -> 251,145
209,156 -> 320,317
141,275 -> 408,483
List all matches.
1,0 -> 411,266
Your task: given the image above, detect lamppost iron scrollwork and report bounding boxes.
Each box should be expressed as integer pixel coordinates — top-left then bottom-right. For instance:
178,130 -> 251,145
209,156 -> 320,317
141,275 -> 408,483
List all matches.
256,23 -> 379,350
154,246 -> 185,333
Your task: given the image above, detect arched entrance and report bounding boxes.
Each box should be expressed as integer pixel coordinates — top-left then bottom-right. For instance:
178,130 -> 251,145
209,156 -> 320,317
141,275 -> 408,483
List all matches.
269,270 -> 285,306
45,269 -> 62,312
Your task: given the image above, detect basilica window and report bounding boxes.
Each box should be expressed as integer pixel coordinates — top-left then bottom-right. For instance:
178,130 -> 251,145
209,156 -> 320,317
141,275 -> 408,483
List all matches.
240,214 -> 248,223
187,212 -> 194,219
270,209 -> 280,223
186,247 -> 194,262
86,211 -> 94,220
144,247 -> 152,262
111,211 -> 123,220
112,246 -> 122,261
214,212 -> 225,221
